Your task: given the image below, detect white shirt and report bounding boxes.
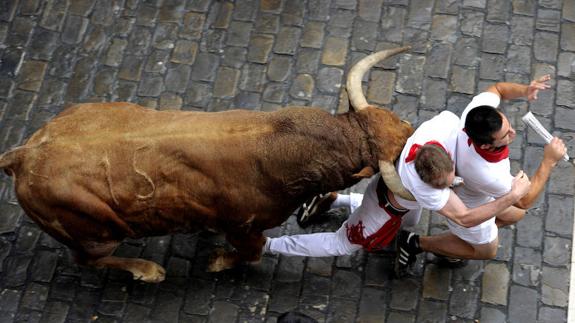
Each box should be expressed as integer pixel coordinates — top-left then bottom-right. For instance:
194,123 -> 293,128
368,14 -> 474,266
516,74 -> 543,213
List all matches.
394,111 -> 460,211
454,92 -> 514,208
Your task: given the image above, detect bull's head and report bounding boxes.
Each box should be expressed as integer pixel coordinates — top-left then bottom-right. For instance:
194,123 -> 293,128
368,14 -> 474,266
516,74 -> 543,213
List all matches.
346,47 -> 416,201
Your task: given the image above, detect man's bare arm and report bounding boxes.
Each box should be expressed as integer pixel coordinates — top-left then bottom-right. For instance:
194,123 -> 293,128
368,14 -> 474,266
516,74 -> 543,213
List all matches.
487,75 -> 551,101
438,171 -> 531,228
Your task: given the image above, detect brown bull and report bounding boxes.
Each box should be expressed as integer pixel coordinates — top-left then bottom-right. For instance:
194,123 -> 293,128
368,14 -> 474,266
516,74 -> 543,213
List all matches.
0,47 -> 414,283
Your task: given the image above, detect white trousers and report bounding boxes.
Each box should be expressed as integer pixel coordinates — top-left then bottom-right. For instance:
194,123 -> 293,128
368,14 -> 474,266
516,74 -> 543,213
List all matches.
267,176 -> 422,257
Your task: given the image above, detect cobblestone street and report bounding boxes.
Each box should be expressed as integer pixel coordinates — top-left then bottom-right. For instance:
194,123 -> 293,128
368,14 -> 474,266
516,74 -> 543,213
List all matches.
0,0 -> 574,322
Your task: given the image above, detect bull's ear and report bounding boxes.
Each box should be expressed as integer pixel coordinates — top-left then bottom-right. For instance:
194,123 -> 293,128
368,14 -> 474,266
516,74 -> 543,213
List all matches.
352,166 -> 375,179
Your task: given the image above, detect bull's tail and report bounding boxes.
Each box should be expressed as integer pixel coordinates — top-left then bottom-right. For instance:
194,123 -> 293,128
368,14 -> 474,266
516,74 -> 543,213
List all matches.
0,146 -> 25,176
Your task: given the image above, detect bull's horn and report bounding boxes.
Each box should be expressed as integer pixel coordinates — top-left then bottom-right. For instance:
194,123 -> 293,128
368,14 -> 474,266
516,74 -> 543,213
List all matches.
346,46 -> 411,111
379,160 -> 416,201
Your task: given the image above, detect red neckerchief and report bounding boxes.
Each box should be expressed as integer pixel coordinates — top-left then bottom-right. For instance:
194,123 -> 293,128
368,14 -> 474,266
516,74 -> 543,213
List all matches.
466,138 -> 509,163
405,140 -> 449,163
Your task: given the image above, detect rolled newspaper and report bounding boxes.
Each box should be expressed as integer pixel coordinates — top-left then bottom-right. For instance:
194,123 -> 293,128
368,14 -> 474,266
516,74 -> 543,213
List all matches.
522,111 -> 570,162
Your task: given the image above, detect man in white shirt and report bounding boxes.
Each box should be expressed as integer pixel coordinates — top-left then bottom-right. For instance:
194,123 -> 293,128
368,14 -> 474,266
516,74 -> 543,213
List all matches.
265,111 -> 531,262
395,75 -> 568,275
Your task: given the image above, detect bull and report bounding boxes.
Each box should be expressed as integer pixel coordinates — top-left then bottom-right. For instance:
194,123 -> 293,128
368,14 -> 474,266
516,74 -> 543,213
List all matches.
0,47 -> 414,283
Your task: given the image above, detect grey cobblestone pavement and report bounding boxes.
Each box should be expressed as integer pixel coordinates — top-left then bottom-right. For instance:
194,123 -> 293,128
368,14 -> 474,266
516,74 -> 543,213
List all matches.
0,0 -> 574,322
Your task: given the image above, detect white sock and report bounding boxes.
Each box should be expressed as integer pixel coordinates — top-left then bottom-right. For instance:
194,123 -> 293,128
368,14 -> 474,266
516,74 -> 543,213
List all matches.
332,194 -> 351,208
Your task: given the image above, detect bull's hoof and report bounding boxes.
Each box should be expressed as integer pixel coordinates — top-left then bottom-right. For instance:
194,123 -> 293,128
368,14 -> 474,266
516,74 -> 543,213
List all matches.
207,248 -> 236,272
131,261 -> 166,283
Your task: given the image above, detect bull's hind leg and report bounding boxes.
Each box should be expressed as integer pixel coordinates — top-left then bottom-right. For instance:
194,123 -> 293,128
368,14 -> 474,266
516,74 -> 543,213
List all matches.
76,242 -> 166,283
207,230 -> 266,272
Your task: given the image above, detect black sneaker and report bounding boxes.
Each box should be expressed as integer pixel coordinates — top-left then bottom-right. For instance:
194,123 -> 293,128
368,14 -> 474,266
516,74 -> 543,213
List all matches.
296,192 -> 337,228
433,253 -> 468,269
394,230 -> 421,278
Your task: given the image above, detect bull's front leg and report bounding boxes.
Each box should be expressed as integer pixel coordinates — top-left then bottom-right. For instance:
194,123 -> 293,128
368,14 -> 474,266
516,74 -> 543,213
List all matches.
207,230 -> 266,272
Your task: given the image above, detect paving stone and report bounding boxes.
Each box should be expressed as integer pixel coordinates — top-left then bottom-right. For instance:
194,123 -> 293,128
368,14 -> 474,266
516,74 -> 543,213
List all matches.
126,26 -> 152,56
20,283 -> 48,311
232,0 -> 257,21
558,52 -> 575,77
424,43 -> 452,79
268,281 -> 299,313
543,235 -> 570,266
239,63 -> 266,92
14,224 -> 40,253
561,23 -> 575,51
276,256 -> 305,282
480,307 -> 506,323
317,67 -> 343,94
380,6 -> 406,43
541,266 -> 569,306
386,311 -> 415,323
149,291 -> 183,322
114,81 -> 138,101
103,38 -> 128,67
357,287 -> 386,322
0,48 -> 25,78
93,67 -> 117,97
396,54 -> 425,95
365,70 -> 395,106
538,306 -> 566,323
29,250 -> 58,283
431,15 -> 457,43
165,64 -> 192,94
16,60 -> 47,92
416,300 -> 446,322
534,32 -> 558,63
327,298 -> 356,323
6,90 -> 36,121
47,45 -> 77,78
221,46 -> 246,69
301,273 -> 331,298
61,15 -> 89,45
557,80 -> 575,109
548,163 -> 575,195
213,67 -> 240,98
508,285 -> 538,322
321,37 -> 348,67
512,247 -> 541,287
289,74 -> 314,101
481,262 -> 509,306
91,0 -> 120,26
486,0 -> 510,23
308,0 -> 331,21
510,16 -> 534,46
191,53 -> 219,82
331,270 -> 361,299
83,26 -> 109,55
352,20 -> 378,51
185,82 -> 212,109
406,0 -> 433,30
507,45 -> 531,74
301,21 -> 324,49
39,0 -> 68,31
4,256 -> 32,287
450,66 -> 476,95
463,0 -> 486,8
226,21 -> 252,47
248,34 -> 274,63
536,9 -> 560,32
28,28 -> 59,60
186,0 -> 211,12
267,55 -> 293,82
358,0 -> 382,22
299,294 -> 329,320
274,27 -> 301,55
135,5 -> 158,27
138,75 -> 164,97
479,53 -> 505,80
422,264 -> 450,300
402,28 -> 430,54
333,0 -> 357,9
181,12 -> 205,40
281,1 -> 305,26
565,0 -> 575,22
213,2 -> 233,29
159,92 -> 183,110
454,37 -> 480,67
390,278 -> 419,311
435,0 -> 459,14
152,23 -> 178,50
482,23 -> 509,54
495,227 -> 513,261
421,78 -> 447,110
254,13 -> 279,34
123,303 -> 151,323
512,0 -> 535,15
0,289 -> 22,313
263,82 -> 287,103
448,282 -> 479,319
539,0 -> 561,9
208,301 -> 239,322
114,17 -> 135,36
546,195 -> 574,236
327,10 -> 354,38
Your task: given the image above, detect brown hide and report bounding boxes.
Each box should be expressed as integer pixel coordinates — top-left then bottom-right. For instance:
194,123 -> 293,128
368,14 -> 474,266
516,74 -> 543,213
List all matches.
0,101 -> 413,279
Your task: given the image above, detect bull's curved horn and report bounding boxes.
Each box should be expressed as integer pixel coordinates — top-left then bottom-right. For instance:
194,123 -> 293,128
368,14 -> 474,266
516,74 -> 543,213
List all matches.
346,46 -> 411,111
379,160 -> 416,201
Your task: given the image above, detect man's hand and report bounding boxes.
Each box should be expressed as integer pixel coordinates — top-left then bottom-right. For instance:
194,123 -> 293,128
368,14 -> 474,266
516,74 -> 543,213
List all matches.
511,170 -> 531,199
526,74 -> 551,101
543,137 -> 567,166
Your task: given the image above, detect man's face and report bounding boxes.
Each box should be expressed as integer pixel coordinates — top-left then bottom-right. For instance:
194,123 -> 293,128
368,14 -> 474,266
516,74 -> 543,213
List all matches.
490,113 -> 516,148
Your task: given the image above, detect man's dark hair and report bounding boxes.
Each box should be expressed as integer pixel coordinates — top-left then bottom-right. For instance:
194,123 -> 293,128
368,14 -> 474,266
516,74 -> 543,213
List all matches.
414,145 -> 453,188
277,311 -> 318,323
465,105 -> 503,145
